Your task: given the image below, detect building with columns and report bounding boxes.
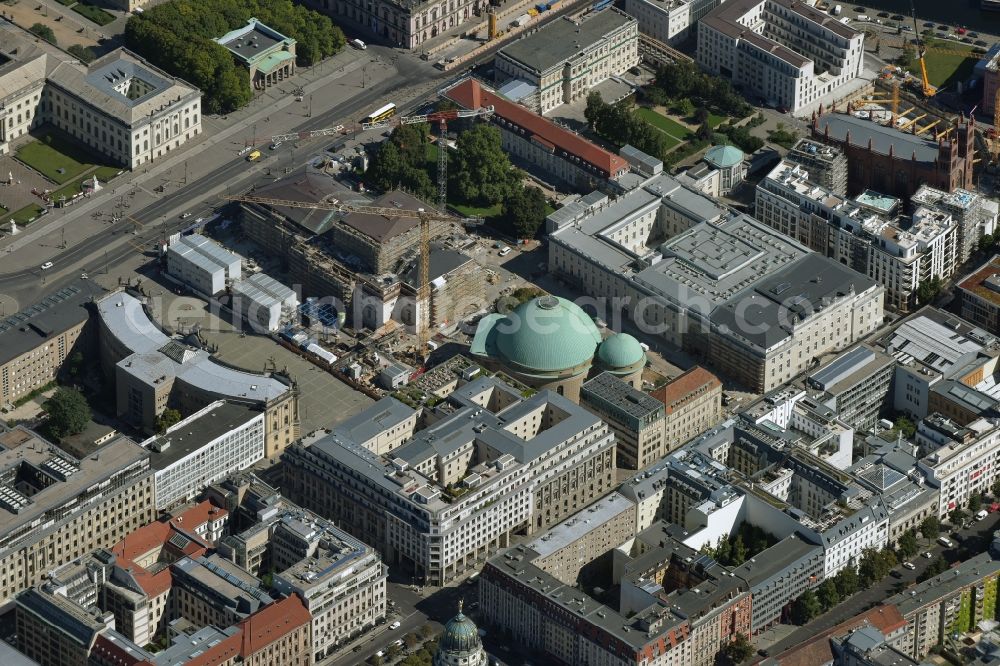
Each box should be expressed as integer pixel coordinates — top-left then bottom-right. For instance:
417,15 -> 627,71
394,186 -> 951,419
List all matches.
216,19 -> 297,91
300,0 -> 486,49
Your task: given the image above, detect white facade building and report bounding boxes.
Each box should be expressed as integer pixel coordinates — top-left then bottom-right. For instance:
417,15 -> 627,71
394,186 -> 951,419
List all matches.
547,171 -> 884,393
282,377 -> 617,586
697,0 -> 864,113
756,160 -> 959,312
917,415 -> 1000,519
624,0 -> 723,46
494,9 -> 639,115
143,401 -> 265,510
231,272 -> 299,333
272,515 -> 387,661
166,234 -> 242,297
0,28 -> 201,167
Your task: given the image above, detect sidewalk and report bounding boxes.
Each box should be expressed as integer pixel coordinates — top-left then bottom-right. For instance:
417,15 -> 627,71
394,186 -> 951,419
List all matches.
0,50 -> 372,257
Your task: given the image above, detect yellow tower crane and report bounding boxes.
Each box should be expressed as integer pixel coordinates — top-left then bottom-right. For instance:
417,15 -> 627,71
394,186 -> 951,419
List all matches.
227,194 -> 457,361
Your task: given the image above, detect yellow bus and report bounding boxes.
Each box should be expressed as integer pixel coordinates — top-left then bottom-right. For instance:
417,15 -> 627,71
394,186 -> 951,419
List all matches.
363,102 -> 397,125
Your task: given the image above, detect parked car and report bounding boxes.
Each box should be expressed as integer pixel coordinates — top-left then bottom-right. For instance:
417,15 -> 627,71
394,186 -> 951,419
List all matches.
976,40 -> 989,46
903,562 -> 916,570
389,621 -> 401,630
970,32 -> 980,38
922,551 -> 933,558
498,246 -> 512,256
877,11 -> 889,17
892,14 -> 905,20
937,536 -> 954,548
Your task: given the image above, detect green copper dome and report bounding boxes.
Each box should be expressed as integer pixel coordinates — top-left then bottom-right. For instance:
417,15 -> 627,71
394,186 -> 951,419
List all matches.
597,333 -> 645,369
704,144 -> 745,169
484,295 -> 602,373
439,606 -> 482,654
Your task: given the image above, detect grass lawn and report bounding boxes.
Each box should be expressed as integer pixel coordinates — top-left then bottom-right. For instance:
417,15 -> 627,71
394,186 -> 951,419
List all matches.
71,2 -> 115,26
8,204 -> 45,225
51,180 -> 85,203
451,202 -> 501,218
636,108 -> 690,140
16,133 -> 114,184
923,42 -> 978,89
94,166 -> 123,182
706,112 -> 728,128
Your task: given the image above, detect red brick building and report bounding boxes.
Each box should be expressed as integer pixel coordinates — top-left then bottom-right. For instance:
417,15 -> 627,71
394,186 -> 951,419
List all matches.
811,109 -> 974,198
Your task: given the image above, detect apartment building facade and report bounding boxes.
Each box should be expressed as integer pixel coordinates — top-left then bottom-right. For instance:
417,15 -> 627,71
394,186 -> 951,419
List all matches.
0,280 -> 101,408
651,366 -> 723,451
756,160 -> 959,312
0,431 -> 155,604
282,377 -> 616,585
494,9 -> 639,115
697,0 -> 864,113
958,255 -> 1000,334
581,372 -> 666,470
917,415 -> 1000,519
624,0 -> 723,46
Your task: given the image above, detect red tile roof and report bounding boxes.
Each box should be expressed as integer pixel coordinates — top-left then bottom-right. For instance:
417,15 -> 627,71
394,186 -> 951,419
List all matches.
445,78 -> 628,178
185,633 -> 241,666
958,255 -> 1000,307
767,605 -> 906,666
111,519 -> 209,597
170,500 -> 229,534
651,366 -> 721,415
239,594 -> 311,655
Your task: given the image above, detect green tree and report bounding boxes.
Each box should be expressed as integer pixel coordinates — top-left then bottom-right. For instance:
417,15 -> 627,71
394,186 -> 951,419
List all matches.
696,121 -> 713,142
920,516 -> 940,540
585,91 -> 605,130
979,234 -> 995,253
918,556 -> 948,582
124,0 -> 344,113
916,275 -> 943,305
992,479 -> 1000,499
367,140 -> 406,192
403,632 -> 421,649
720,632 -> 754,664
791,589 -> 822,625
43,388 -> 91,439
693,105 -> 709,124
367,655 -> 383,666
949,508 -> 968,526
677,98 -> 696,118
817,578 -> 840,611
898,530 -> 920,558
67,44 -> 97,64
29,23 -> 57,45
156,408 -> 183,434
716,535 -> 732,565
64,351 -> 85,380
435,98 -> 459,113
503,185 -> 547,239
834,564 -> 859,597
388,643 -> 402,658
419,623 -> 435,639
450,124 -> 517,206
731,533 -> 748,566
970,494 -> 984,513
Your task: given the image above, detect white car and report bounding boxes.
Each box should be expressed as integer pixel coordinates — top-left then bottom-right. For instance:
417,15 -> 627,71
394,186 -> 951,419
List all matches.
180,212 -> 193,219
498,246 -> 511,257
40,261 -> 53,270
903,562 -> 916,570
389,621 -> 401,630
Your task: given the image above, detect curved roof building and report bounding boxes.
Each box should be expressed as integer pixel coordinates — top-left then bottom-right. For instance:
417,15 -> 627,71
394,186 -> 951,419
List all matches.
470,295 -> 645,400
434,602 -> 487,666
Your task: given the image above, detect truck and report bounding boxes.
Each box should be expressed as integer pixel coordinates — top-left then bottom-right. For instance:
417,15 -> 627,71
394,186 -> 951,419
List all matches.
832,4 -> 841,14
246,149 -> 261,162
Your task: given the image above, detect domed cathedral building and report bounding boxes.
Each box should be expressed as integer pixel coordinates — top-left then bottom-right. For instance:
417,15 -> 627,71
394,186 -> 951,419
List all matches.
469,294 -> 646,402
434,602 -> 488,666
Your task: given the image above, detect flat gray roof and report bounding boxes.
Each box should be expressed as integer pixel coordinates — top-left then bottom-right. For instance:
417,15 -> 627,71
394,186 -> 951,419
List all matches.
331,397 -> 415,446
0,279 -> 105,366
815,114 -> 940,163
498,9 -> 635,74
143,401 -> 261,471
710,254 -> 879,352
581,372 -> 664,420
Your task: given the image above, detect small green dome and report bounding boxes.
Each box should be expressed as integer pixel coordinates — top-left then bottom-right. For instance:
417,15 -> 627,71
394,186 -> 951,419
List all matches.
490,295 -> 602,372
597,333 -> 645,369
705,144 -> 745,169
439,608 -> 482,654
